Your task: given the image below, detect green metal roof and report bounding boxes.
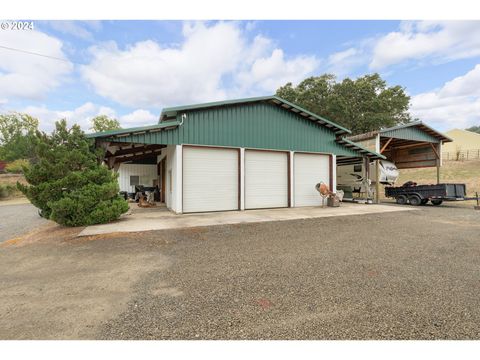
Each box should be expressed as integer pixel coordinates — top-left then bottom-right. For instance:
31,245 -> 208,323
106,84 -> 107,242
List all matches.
336,138 -> 386,160
348,121 -> 452,144
379,121 -> 452,143
86,120 -> 180,138
160,95 -> 351,135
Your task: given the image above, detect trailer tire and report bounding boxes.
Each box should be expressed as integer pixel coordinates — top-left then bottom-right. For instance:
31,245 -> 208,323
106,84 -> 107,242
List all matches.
431,199 -> 443,206
408,195 -> 422,206
420,199 -> 428,205
396,195 -> 407,205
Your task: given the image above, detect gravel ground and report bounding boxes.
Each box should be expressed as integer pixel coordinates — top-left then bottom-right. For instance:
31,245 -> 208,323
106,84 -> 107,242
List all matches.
0,202 -> 48,243
1,203 -> 480,339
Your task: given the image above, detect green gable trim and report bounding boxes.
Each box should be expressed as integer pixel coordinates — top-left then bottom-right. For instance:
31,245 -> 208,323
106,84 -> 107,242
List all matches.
381,126 -> 440,143
160,95 -> 351,135
86,120 -> 180,139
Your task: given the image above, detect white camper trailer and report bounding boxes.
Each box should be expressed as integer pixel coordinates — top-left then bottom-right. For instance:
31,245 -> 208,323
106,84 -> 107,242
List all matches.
337,160 -> 399,199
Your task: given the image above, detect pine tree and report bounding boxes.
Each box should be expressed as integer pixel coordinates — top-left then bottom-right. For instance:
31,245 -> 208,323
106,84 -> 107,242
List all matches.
18,120 -> 128,226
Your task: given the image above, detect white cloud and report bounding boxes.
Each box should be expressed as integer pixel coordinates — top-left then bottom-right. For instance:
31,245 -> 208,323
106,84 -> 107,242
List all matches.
21,102 -> 114,132
17,102 -> 157,132
326,47 -> 368,77
82,21 -> 319,108
119,109 -> 157,127
411,64 -> 480,130
0,29 -> 73,101
371,21 -> 480,69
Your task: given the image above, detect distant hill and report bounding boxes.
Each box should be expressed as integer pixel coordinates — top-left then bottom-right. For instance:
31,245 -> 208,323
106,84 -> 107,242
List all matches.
466,125 -> 480,134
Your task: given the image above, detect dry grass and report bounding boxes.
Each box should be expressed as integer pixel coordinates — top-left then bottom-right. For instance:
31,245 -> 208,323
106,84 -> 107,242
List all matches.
395,159 -> 480,197
0,173 -> 27,200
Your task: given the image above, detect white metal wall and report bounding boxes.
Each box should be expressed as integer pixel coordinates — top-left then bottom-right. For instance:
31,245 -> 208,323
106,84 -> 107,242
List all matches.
117,163 -> 158,192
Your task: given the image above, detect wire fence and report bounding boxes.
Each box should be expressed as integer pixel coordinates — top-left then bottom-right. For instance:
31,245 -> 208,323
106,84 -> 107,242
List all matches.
442,149 -> 480,161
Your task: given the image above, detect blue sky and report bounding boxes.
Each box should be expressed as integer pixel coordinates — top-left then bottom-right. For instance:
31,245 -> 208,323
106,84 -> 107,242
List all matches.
1,20 -> 480,132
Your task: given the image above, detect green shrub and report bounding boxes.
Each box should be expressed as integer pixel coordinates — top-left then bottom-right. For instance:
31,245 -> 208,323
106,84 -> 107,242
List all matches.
5,159 -> 30,173
18,120 -> 129,226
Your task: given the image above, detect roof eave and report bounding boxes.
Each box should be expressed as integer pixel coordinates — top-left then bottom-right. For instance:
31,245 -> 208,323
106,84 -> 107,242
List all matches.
159,95 -> 351,135
86,120 -> 181,139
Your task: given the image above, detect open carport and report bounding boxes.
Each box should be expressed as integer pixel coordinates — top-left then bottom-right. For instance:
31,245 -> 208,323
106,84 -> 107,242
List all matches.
341,121 -> 453,203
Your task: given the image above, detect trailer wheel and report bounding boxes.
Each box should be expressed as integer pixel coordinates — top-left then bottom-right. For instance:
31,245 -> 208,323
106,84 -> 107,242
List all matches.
420,199 -> 428,205
431,199 -> 443,206
396,195 -> 407,205
408,195 -> 422,206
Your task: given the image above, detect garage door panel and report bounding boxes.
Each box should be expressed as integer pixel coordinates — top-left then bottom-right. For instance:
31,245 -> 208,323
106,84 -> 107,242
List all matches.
245,150 -> 288,209
183,147 -> 238,213
294,153 -> 330,207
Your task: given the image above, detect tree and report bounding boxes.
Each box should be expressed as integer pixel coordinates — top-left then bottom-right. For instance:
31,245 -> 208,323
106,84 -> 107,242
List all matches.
466,125 -> 480,134
276,73 -> 412,134
18,120 -> 128,226
90,115 -> 121,133
0,113 -> 39,161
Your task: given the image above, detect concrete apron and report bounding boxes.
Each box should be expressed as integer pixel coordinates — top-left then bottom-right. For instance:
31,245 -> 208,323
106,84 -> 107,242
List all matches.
79,203 -> 417,237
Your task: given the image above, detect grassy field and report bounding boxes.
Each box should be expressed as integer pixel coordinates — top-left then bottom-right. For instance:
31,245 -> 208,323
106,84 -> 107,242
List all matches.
396,159 -> 480,197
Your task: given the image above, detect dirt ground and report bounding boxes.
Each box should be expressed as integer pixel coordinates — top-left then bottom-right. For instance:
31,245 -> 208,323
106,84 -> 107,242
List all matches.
1,203 -> 480,340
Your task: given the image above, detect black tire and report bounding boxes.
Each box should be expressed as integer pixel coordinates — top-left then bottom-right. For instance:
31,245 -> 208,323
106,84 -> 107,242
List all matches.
420,199 -> 428,205
431,199 -> 443,206
396,195 -> 407,205
408,195 -> 422,206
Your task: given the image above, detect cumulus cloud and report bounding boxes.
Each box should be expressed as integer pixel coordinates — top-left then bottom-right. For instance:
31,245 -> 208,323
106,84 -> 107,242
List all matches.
18,102 -> 157,132
81,21 -> 319,108
326,47 -> 368,77
410,64 -> 480,130
0,29 -> 73,101
119,109 -> 157,127
370,21 -> 480,69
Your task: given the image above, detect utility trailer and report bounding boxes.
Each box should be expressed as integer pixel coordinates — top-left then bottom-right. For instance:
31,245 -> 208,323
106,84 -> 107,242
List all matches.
385,183 -> 479,206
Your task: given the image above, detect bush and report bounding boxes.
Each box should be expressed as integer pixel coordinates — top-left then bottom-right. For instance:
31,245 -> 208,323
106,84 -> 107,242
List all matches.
18,120 -> 129,226
5,159 -> 30,173
0,184 -> 16,199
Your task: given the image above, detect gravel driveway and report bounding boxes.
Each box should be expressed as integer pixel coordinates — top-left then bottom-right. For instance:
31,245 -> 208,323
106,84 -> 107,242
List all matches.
1,203 -> 480,339
0,201 -> 48,243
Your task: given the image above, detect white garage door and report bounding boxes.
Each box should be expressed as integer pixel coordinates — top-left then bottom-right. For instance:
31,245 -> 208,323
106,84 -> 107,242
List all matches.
245,150 -> 289,209
183,147 -> 239,213
294,153 -> 330,207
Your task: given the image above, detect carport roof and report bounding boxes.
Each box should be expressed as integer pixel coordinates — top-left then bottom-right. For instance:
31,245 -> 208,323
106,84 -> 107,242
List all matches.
348,121 -> 453,143
86,119 -> 181,139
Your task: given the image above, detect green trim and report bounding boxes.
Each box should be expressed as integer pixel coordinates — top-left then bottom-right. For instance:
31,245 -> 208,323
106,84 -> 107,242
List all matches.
380,121 -> 452,142
86,120 -> 180,138
161,95 -> 351,135
337,138 -> 386,160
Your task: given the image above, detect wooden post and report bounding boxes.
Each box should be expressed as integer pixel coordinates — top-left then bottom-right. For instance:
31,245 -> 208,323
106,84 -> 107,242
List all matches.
375,159 -> 380,204
436,162 -> 440,184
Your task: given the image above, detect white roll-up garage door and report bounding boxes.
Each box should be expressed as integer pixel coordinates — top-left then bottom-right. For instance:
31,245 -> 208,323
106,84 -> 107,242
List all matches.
294,153 -> 330,207
245,150 -> 289,209
183,146 -> 239,213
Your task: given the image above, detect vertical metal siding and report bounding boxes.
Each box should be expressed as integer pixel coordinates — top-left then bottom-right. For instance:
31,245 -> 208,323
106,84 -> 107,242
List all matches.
105,102 -> 360,156
381,127 -> 439,143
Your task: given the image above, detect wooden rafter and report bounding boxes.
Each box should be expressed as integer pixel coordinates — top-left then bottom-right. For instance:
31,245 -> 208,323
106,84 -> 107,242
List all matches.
114,149 -> 164,164
106,144 -> 165,158
380,137 -> 394,153
429,143 -> 440,159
